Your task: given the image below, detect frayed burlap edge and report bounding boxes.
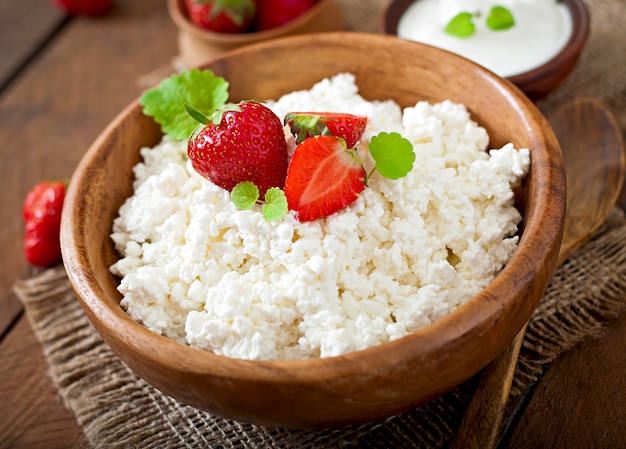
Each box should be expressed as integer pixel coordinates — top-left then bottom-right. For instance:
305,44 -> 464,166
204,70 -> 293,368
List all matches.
13,209 -> 626,449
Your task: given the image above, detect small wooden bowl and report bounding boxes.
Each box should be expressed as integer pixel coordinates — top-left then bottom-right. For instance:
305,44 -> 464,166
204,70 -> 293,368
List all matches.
381,0 -> 590,102
168,0 -> 345,67
61,32 -> 565,429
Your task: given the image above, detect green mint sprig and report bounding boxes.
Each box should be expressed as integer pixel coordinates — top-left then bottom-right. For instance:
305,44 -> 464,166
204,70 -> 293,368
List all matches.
231,183 -> 289,221
140,69 -> 229,140
445,5 -> 515,38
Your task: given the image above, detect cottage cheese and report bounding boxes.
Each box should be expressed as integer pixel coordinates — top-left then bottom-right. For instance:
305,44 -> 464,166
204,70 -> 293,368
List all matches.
110,73 -> 530,360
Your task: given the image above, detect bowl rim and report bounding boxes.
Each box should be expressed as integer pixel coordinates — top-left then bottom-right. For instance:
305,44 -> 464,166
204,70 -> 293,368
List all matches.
380,0 -> 590,82
61,31 -> 565,393
168,0 -> 332,43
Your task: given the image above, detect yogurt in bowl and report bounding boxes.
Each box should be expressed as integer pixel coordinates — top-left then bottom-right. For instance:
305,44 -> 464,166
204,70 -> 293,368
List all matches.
396,0 -> 572,78
382,0 -> 590,101
110,73 -> 529,361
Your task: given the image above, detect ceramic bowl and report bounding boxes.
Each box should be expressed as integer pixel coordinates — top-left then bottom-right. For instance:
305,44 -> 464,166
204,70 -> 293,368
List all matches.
168,0 -> 345,67
60,32 -> 565,429
381,0 -> 590,102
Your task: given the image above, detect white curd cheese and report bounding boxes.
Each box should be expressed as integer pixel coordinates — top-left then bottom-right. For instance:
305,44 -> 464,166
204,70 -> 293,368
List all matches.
110,73 -> 530,360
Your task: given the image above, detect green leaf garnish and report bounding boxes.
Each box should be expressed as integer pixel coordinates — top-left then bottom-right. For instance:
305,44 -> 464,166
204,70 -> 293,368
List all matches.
368,132 -> 415,180
445,6 -> 515,37
140,69 -> 229,141
231,181 -> 259,210
444,12 -> 476,38
231,183 -> 288,221
262,188 -> 288,221
486,6 -> 515,31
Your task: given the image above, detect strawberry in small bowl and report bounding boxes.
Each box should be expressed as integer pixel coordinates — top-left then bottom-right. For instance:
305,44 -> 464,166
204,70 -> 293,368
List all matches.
168,0 -> 344,67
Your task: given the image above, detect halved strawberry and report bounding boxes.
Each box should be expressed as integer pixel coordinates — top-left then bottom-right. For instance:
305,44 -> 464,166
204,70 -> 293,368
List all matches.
284,112 -> 367,149
187,101 -> 288,196
283,135 -> 366,222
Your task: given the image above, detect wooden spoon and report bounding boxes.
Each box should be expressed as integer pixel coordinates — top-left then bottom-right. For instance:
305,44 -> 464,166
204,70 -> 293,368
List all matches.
451,98 -> 626,449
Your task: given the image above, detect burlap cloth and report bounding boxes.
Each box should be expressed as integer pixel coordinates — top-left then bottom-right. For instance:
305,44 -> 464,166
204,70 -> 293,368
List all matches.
13,0 -> 626,447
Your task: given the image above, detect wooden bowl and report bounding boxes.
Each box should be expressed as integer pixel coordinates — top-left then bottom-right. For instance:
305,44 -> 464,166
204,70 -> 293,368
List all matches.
168,0 -> 345,67
381,0 -> 590,102
60,32 -> 565,429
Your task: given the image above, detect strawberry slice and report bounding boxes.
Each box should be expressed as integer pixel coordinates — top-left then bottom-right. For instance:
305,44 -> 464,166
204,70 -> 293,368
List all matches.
284,135 -> 366,222
284,112 -> 368,149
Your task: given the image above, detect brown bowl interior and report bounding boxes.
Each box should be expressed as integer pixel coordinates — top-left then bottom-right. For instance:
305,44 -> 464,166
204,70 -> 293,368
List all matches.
381,0 -> 590,102
61,32 -> 565,428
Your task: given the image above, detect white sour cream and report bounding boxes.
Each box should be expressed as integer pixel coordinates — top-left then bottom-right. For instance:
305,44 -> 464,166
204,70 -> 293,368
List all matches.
397,0 -> 572,77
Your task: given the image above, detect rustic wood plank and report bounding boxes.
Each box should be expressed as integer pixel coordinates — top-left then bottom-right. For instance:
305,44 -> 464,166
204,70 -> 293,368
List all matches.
505,310 -> 626,448
0,0 -> 66,91
0,0 -> 66,342
0,317 -> 86,449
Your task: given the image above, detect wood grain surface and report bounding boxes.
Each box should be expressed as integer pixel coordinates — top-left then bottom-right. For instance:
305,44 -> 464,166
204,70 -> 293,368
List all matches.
0,0 -> 624,447
0,0 -> 65,91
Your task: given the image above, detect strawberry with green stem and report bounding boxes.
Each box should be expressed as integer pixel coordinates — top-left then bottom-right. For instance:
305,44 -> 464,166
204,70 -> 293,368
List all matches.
186,101 -> 289,196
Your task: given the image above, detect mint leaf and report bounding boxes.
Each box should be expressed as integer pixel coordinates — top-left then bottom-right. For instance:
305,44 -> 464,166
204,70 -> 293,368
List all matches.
368,132 -> 415,180
231,182 -> 259,210
444,12 -> 475,38
140,69 -> 229,141
262,188 -> 288,221
486,6 -> 515,31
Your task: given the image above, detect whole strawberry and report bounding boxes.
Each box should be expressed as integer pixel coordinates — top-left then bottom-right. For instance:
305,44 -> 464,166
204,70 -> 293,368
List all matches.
284,111 -> 367,149
51,0 -> 113,16
187,101 -> 288,196
255,0 -> 317,31
22,180 -> 67,267
185,0 -> 257,33
284,135 -> 366,222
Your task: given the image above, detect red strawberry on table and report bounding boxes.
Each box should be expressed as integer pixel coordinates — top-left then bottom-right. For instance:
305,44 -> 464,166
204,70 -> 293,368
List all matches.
52,0 -> 113,16
284,111 -> 368,149
283,135 -> 366,222
22,180 -> 67,267
184,0 -> 257,33
187,101 -> 289,196
255,0 -> 317,31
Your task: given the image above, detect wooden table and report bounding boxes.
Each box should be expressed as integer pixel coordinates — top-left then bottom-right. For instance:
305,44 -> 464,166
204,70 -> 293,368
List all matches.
0,1 -> 624,447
